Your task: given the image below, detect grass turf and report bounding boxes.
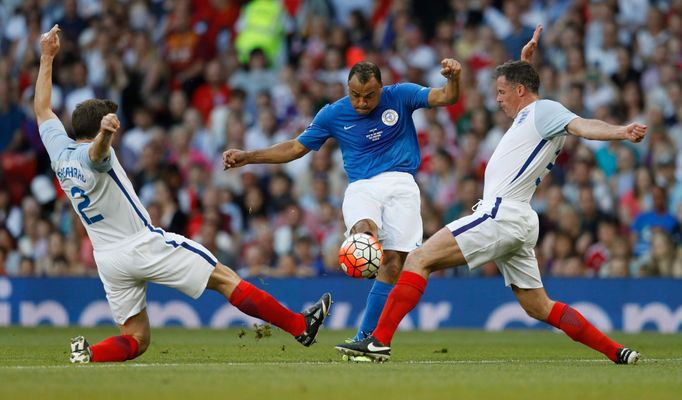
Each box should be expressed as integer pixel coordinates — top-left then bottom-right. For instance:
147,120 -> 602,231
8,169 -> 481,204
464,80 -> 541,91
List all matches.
0,327 -> 680,400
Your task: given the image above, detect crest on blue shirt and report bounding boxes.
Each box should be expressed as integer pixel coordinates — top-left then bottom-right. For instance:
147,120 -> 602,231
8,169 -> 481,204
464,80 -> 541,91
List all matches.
382,109 -> 399,126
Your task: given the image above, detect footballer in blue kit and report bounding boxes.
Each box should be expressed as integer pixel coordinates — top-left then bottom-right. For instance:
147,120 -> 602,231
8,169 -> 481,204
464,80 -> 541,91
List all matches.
224,60 -> 461,358
297,82 -> 430,183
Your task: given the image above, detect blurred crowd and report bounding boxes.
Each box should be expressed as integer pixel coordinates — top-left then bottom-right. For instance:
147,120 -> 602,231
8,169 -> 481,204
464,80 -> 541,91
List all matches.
1,0 -> 682,279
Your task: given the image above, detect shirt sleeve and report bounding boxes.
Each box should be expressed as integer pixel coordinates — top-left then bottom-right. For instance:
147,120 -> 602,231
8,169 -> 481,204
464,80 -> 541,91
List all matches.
393,82 -> 431,111
534,100 -> 580,139
39,118 -> 74,161
71,144 -> 113,172
297,105 -> 332,151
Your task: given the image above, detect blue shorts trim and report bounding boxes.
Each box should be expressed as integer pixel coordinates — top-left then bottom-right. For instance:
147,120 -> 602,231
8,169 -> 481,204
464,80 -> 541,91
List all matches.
451,197 -> 502,237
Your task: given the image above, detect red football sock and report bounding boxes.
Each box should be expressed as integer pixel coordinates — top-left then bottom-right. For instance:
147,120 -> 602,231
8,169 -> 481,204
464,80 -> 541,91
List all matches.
90,335 -> 139,362
229,280 -> 306,336
546,302 -> 622,362
373,271 -> 427,344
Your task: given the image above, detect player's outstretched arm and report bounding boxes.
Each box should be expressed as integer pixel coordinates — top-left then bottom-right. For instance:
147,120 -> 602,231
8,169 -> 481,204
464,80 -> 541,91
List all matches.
223,139 -> 310,170
521,24 -> 543,63
35,25 -> 61,125
89,113 -> 120,163
566,118 -> 647,143
427,58 -> 462,107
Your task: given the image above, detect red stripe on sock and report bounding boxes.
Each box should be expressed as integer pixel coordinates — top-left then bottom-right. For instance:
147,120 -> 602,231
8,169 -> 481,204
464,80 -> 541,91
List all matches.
373,272 -> 426,345
90,335 -> 139,362
229,280 -> 306,336
546,302 -> 622,362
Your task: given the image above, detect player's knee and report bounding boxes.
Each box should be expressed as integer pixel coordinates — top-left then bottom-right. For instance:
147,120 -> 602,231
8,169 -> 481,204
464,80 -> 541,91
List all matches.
351,219 -> 378,237
404,249 -> 429,274
207,263 -> 240,296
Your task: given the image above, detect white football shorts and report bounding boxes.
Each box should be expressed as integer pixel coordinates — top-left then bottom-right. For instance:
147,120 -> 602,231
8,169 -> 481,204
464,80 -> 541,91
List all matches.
445,197 -> 543,289
342,171 -> 422,252
93,228 -> 216,325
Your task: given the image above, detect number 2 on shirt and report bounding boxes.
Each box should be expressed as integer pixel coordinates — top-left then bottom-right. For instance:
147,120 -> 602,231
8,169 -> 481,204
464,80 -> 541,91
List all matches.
71,187 -> 104,225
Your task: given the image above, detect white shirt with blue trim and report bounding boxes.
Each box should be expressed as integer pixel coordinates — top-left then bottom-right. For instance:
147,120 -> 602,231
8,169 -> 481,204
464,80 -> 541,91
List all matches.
40,118 -> 150,249
483,100 -> 578,202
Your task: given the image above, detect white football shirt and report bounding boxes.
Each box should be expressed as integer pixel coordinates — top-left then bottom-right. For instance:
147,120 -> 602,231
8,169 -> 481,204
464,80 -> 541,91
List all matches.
483,100 -> 578,202
40,118 -> 151,249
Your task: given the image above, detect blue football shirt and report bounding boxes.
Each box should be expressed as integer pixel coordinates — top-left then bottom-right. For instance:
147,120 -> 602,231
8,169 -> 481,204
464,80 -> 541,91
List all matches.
297,83 -> 431,182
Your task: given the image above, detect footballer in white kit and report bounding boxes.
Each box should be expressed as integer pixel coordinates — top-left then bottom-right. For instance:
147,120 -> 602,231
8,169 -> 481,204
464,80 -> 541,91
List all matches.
445,99 -> 574,289
36,25 -> 331,365
337,26 -> 644,365
42,117 -> 217,324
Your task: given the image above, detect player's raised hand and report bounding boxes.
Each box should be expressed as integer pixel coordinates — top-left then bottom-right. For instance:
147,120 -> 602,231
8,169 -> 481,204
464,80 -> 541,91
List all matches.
440,59 -> 462,80
39,25 -> 61,57
624,122 -> 647,143
521,24 -> 543,63
100,113 -> 120,135
223,149 -> 248,170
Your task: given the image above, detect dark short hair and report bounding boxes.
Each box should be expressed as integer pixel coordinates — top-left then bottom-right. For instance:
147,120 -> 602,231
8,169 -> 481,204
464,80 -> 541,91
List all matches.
493,60 -> 540,94
348,61 -> 382,85
71,99 -> 118,140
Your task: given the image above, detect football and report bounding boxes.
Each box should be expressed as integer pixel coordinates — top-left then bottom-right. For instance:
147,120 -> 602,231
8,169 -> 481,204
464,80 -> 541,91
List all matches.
338,233 -> 383,278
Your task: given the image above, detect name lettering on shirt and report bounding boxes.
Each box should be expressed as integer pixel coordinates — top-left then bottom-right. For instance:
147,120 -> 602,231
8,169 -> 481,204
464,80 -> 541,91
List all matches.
57,165 -> 87,184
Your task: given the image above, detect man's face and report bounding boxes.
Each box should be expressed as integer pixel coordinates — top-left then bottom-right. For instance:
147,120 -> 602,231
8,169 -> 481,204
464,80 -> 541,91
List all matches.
348,75 -> 382,115
495,76 -> 521,118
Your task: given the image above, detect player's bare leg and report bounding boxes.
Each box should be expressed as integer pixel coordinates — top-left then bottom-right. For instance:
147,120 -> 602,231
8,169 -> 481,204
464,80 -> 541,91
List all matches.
71,309 -> 150,363
403,227 -> 468,277
378,250 -> 405,283
513,286 -> 640,364
118,309 -> 151,355
337,227 -> 467,361
207,263 -> 331,346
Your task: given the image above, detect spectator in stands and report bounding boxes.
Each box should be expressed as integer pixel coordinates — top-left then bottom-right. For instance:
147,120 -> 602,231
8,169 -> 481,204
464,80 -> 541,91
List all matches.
229,48 -> 279,113
191,59 -> 230,124
234,0 -> 286,66
64,61 -> 97,116
153,180 -> 187,236
120,106 -> 162,170
0,79 -> 25,152
164,0 -> 206,94
639,229 -> 679,277
631,185 -> 678,257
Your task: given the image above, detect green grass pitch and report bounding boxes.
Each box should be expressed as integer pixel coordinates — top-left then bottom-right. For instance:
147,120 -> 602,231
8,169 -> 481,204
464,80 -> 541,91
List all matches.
1,327 -> 680,400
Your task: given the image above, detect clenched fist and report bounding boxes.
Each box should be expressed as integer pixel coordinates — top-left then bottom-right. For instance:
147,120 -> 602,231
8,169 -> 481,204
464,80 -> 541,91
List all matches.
223,149 -> 249,170
624,123 -> 647,143
440,59 -> 462,80
100,113 -> 120,135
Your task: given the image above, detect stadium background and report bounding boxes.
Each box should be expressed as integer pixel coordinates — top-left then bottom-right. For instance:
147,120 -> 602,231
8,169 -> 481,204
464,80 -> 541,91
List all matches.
0,0 -> 681,331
